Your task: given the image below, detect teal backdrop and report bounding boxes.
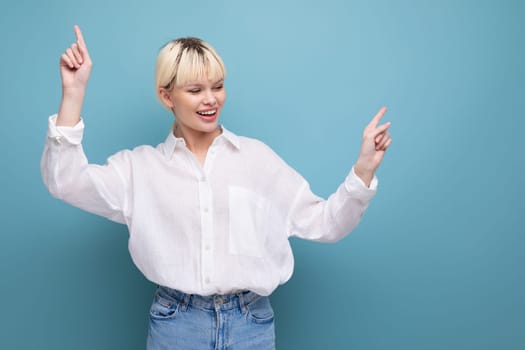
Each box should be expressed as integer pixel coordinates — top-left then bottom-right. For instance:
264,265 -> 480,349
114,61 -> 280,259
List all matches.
1,0 -> 524,349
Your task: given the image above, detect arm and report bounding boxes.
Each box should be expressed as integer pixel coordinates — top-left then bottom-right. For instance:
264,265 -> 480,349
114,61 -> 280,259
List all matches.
286,167 -> 377,242
41,26 -> 128,224
41,116 -> 130,224
57,25 -> 92,127
287,108 -> 392,242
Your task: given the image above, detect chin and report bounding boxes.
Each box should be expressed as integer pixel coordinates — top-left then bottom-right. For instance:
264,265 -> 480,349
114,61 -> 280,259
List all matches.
196,113 -> 220,131
192,120 -> 220,134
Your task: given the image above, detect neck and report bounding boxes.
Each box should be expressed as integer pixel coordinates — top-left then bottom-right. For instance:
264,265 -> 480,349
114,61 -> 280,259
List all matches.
173,122 -> 221,155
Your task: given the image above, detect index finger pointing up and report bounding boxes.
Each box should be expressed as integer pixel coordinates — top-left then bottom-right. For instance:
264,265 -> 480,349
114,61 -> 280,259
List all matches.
368,106 -> 387,129
74,25 -> 87,48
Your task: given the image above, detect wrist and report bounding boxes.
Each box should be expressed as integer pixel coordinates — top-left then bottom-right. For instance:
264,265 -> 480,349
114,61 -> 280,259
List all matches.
57,90 -> 85,126
354,162 -> 375,188
62,87 -> 86,100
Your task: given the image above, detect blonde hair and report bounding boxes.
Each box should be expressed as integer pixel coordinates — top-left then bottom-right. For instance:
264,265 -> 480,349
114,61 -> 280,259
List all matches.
155,37 -> 226,104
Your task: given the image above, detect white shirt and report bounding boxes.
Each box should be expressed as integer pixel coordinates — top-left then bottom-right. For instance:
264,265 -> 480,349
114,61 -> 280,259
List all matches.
41,115 -> 378,296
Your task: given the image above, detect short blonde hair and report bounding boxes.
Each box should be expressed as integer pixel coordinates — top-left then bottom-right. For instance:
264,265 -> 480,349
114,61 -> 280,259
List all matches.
155,37 -> 226,101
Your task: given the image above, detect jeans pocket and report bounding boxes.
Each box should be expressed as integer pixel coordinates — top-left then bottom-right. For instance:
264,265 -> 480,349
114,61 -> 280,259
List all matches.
149,289 -> 180,320
246,296 -> 274,324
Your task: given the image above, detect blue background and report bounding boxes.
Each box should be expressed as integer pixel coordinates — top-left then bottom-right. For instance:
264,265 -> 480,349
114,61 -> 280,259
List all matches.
1,0 -> 524,348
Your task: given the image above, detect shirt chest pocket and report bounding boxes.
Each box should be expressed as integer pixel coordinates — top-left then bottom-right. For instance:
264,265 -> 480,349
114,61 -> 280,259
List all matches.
228,186 -> 270,258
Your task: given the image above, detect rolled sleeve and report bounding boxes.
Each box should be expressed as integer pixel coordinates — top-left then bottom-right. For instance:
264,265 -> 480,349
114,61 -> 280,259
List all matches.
344,166 -> 378,202
41,114 -> 129,224
47,114 -> 84,145
286,166 -> 378,243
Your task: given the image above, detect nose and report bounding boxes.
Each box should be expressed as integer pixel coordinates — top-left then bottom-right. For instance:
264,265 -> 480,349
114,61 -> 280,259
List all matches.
203,89 -> 217,106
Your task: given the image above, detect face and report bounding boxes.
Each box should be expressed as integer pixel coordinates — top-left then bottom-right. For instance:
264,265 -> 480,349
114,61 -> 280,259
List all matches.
162,77 -> 226,137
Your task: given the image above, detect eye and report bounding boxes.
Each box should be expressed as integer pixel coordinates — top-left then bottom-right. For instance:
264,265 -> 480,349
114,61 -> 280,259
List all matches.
188,88 -> 201,94
213,84 -> 224,90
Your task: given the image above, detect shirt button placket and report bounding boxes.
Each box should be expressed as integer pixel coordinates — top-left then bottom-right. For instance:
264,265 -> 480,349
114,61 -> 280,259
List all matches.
198,173 -> 214,289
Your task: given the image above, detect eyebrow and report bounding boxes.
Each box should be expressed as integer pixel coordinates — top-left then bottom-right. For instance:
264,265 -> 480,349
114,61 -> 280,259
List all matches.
184,79 -> 224,88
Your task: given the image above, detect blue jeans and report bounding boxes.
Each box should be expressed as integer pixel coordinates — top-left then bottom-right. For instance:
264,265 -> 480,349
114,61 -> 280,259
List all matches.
147,286 -> 276,349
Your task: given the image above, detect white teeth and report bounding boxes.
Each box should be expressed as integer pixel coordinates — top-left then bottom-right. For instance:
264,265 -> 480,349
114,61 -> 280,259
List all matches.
198,109 -> 216,116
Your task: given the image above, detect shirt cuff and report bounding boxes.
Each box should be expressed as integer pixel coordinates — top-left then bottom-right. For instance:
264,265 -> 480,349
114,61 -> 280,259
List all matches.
47,114 -> 85,145
344,166 -> 378,201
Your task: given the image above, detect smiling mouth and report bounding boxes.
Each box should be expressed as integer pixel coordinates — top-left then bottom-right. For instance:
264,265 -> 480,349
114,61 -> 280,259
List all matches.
197,109 -> 217,117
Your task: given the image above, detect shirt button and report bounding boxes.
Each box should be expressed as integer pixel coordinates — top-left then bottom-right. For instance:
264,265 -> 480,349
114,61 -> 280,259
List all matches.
54,136 -> 62,144
205,245 -> 210,251
205,277 -> 210,284
203,207 -> 209,213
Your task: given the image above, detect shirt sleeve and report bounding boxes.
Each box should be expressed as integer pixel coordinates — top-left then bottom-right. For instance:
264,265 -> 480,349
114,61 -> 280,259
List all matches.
40,114 -> 129,224
286,165 -> 378,243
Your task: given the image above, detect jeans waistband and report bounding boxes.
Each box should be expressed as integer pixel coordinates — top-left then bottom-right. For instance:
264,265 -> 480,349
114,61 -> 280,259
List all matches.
157,285 -> 262,311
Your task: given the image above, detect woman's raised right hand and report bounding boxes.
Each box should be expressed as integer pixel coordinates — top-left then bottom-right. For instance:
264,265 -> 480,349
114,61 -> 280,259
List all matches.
60,25 -> 92,92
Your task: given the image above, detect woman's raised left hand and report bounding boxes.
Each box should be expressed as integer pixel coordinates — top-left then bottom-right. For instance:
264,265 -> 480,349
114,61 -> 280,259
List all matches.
354,107 -> 392,187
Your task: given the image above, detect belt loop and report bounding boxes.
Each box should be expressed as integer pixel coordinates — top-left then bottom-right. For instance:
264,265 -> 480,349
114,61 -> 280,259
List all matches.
180,293 -> 191,312
237,292 -> 247,314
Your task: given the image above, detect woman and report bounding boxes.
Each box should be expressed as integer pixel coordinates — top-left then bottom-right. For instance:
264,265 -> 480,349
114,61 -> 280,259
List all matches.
41,25 -> 392,349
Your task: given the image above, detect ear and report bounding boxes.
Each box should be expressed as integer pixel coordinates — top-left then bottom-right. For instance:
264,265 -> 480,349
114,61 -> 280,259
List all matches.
158,88 -> 174,109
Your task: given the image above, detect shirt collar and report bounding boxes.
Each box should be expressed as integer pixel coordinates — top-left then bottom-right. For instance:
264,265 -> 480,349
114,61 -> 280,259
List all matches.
160,125 -> 240,159
220,125 -> 241,150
